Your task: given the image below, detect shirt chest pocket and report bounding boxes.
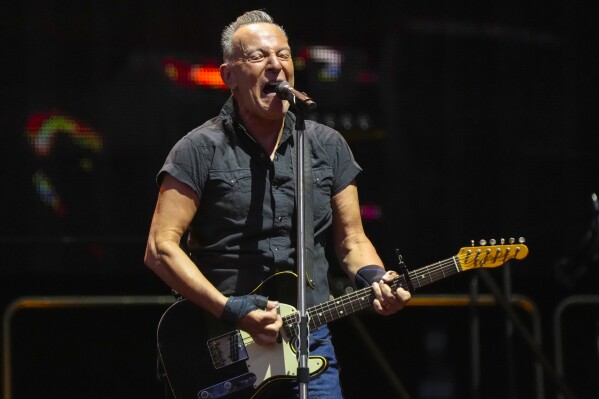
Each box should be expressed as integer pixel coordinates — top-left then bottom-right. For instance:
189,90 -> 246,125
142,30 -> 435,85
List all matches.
208,169 -> 253,220
313,166 -> 334,220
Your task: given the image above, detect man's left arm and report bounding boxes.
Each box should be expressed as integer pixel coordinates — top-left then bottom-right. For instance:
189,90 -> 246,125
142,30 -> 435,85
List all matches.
331,181 -> 411,315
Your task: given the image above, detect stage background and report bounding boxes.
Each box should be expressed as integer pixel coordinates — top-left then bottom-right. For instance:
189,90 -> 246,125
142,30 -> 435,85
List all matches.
2,1 -> 598,398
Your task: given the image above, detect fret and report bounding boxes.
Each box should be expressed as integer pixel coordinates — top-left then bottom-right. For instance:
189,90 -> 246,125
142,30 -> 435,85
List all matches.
336,303 -> 344,317
347,293 -> 358,313
416,268 -> 429,287
439,261 -> 446,278
338,298 -> 348,318
451,256 -> 460,273
411,273 -> 418,286
331,299 -> 342,320
313,307 -> 324,327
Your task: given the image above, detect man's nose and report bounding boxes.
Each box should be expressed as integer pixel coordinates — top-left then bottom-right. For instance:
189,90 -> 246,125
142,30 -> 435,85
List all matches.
265,52 -> 283,68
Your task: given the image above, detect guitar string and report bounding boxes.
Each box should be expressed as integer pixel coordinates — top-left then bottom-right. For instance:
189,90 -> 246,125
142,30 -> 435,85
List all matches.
245,248 -> 523,341
281,248 -> 523,332
283,257 -> 454,332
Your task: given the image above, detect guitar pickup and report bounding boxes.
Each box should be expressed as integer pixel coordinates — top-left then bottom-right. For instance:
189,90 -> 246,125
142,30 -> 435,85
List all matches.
207,330 -> 249,369
197,372 -> 257,398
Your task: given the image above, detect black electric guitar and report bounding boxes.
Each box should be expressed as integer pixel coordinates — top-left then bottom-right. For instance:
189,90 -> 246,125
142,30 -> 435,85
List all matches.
157,241 -> 529,399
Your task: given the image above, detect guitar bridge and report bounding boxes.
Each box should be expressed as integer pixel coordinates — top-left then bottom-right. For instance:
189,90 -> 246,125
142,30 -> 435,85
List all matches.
207,330 -> 248,369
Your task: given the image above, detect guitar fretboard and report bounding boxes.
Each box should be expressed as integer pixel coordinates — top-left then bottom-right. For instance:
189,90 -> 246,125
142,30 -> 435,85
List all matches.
282,256 -> 462,338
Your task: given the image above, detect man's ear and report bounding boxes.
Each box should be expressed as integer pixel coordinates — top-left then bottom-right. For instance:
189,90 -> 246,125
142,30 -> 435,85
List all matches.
220,63 -> 237,90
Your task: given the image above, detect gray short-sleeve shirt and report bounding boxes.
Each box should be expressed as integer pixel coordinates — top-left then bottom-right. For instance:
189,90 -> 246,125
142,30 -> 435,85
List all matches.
158,98 -> 362,306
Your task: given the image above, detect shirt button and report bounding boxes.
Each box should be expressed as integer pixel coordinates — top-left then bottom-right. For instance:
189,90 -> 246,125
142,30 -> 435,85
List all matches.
278,216 -> 283,222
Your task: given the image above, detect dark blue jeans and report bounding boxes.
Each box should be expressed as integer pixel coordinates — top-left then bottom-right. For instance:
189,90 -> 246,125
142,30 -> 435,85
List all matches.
294,324 -> 344,399
266,324 -> 344,399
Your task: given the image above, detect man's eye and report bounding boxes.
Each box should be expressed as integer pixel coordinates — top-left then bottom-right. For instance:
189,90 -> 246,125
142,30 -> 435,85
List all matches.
277,53 -> 291,60
248,53 -> 266,62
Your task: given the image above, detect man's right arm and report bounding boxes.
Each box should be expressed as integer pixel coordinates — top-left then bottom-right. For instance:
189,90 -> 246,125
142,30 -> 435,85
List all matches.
144,173 -> 228,318
144,174 -> 282,344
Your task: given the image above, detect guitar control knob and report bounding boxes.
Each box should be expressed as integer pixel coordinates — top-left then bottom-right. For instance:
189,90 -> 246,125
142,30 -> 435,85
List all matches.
224,382 -> 232,391
199,391 -> 211,398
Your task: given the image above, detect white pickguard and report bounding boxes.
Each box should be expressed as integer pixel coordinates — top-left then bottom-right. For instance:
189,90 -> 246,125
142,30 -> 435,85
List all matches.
241,303 -> 326,388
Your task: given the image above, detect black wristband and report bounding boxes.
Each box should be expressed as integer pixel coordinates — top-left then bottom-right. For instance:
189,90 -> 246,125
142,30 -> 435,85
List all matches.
355,265 -> 386,289
220,294 -> 269,325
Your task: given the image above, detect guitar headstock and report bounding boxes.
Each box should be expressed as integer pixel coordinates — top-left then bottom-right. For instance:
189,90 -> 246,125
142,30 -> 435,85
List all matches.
457,237 -> 528,271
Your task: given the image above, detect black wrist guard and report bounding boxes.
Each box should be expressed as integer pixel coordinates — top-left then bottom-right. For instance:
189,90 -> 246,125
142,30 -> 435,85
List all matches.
355,265 -> 386,289
220,294 -> 269,325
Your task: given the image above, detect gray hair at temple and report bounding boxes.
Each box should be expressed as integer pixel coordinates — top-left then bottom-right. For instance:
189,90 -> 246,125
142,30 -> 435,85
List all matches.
220,10 -> 288,62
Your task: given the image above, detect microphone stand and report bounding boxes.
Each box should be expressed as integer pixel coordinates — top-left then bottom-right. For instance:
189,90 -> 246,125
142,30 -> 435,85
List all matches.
290,94 -> 316,399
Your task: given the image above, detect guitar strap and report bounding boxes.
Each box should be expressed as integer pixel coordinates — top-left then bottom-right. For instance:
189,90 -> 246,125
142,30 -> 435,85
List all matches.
290,129 -> 316,299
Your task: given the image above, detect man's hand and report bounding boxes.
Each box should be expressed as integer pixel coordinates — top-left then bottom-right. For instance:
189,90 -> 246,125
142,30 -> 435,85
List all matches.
237,300 -> 283,345
371,270 -> 411,315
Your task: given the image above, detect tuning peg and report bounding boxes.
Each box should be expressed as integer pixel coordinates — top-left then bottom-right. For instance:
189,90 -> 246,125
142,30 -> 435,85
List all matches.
518,237 -> 526,244
479,239 -> 487,246
509,237 -> 515,244
489,239 -> 496,245
501,238 -> 505,245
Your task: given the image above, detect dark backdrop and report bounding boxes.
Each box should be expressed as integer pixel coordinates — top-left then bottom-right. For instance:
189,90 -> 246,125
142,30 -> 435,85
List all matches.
1,1 -> 598,398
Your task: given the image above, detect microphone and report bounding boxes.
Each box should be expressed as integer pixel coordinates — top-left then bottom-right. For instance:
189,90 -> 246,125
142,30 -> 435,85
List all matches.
265,81 -> 317,111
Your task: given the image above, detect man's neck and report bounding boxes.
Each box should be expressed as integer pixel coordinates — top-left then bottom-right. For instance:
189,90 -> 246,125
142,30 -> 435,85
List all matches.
239,112 -> 285,160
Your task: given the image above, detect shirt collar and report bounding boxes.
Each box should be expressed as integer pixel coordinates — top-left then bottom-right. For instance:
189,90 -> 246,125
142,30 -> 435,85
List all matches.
219,96 -> 297,147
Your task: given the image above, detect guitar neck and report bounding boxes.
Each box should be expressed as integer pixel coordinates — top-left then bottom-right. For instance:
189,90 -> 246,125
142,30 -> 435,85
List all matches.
406,255 -> 462,290
283,256 -> 462,336
281,241 -> 528,338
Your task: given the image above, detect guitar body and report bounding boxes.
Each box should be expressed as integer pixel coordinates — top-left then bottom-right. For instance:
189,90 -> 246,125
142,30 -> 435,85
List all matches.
157,298 -> 326,399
